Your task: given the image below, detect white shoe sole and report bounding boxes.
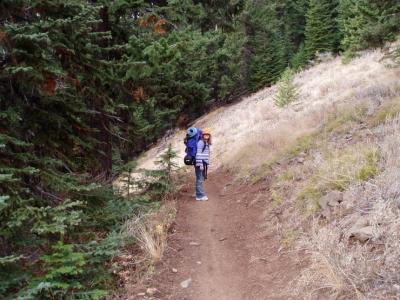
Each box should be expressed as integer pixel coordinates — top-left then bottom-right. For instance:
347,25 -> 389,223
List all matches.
196,197 -> 208,201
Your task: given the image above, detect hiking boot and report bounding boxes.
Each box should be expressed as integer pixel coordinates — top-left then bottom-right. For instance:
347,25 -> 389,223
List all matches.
196,196 -> 208,201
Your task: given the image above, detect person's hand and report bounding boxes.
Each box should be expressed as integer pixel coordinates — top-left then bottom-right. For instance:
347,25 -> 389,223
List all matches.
198,164 -> 204,171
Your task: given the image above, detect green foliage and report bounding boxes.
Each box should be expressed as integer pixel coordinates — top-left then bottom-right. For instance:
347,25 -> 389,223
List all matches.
338,0 -> 400,55
145,144 -> 178,199
290,43 -> 308,70
244,0 -> 308,89
304,0 -> 340,60
16,241 -> 107,299
273,68 -> 299,107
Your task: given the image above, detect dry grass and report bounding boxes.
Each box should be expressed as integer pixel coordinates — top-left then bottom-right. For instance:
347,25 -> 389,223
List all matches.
369,97 -> 400,126
136,50 -> 400,178
129,48 -> 400,300
122,200 -> 176,264
109,200 -> 177,299
293,116 -> 400,299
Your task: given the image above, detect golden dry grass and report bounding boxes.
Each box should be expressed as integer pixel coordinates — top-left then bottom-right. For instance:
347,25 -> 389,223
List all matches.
125,49 -> 400,300
291,115 -> 400,299
122,200 -> 176,264
136,50 -> 400,176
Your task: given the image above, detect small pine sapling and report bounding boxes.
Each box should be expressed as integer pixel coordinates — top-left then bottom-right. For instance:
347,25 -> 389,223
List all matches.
145,144 -> 178,199
273,68 -> 299,108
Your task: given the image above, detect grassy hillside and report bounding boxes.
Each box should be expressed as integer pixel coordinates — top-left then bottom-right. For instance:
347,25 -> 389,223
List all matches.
133,49 -> 400,299
136,50 -> 399,173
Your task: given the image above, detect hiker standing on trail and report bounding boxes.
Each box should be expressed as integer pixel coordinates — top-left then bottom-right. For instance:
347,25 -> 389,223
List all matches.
184,127 -> 211,201
195,128 -> 211,201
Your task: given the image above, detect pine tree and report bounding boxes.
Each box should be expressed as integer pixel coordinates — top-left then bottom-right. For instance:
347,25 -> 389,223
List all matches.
273,68 -> 299,107
304,0 -> 340,60
244,0 -> 309,89
339,0 -> 400,56
291,43 -> 308,70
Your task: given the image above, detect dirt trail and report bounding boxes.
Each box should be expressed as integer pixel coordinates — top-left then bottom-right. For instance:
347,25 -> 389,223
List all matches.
149,172 -> 301,300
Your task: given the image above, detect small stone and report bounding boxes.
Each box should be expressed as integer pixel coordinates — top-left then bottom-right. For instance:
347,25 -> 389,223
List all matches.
349,226 -> 374,242
321,208 -> 332,220
327,191 -> 343,206
297,157 -> 305,164
341,192 -> 357,213
146,287 -> 157,295
219,237 -> 227,241
180,278 -> 192,288
196,261 -> 202,265
319,191 -> 344,219
172,268 -> 178,273
345,134 -> 353,140
318,197 -> 329,211
137,293 -> 146,296
189,242 -> 200,246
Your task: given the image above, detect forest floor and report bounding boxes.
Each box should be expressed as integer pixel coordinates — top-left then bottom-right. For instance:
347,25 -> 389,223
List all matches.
137,171 -> 303,300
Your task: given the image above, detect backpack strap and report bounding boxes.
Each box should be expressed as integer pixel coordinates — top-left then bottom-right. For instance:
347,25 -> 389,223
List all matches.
202,161 -> 208,180
202,141 -> 208,153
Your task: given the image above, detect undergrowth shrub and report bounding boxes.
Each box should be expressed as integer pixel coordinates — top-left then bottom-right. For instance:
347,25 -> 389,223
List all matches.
144,145 -> 178,200
273,68 -> 299,108
0,148 -> 178,299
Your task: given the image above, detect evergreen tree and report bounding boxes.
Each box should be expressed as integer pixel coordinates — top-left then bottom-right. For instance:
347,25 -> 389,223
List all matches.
291,43 -> 308,70
339,0 -> 400,56
244,0 -> 309,89
304,0 -> 340,60
273,68 -> 299,107
245,1 -> 287,89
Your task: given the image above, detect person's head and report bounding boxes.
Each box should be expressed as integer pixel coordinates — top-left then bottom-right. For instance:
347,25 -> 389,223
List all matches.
187,127 -> 198,138
202,128 -> 211,145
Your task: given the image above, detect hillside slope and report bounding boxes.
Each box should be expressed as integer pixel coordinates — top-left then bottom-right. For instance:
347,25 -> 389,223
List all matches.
136,50 -> 399,174
120,50 -> 400,300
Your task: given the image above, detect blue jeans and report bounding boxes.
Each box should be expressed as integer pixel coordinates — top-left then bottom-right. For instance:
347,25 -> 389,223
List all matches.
195,166 -> 206,198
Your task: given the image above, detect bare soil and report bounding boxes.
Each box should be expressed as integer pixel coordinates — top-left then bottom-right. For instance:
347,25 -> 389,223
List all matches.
138,172 -> 303,299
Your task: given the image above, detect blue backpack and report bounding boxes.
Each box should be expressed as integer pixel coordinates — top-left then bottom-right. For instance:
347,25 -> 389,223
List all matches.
184,128 -> 201,165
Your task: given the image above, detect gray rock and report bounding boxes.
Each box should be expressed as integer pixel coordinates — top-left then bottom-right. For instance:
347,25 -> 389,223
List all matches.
321,208 -> 332,220
341,191 -> 357,213
351,216 -> 370,229
349,226 -> 374,242
326,191 -> 343,206
189,241 -> 200,246
137,293 -> 146,297
146,287 -> 157,295
319,191 -> 344,218
180,278 -> 192,288
172,268 -> 178,273
297,157 -> 305,164
319,196 -> 329,211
